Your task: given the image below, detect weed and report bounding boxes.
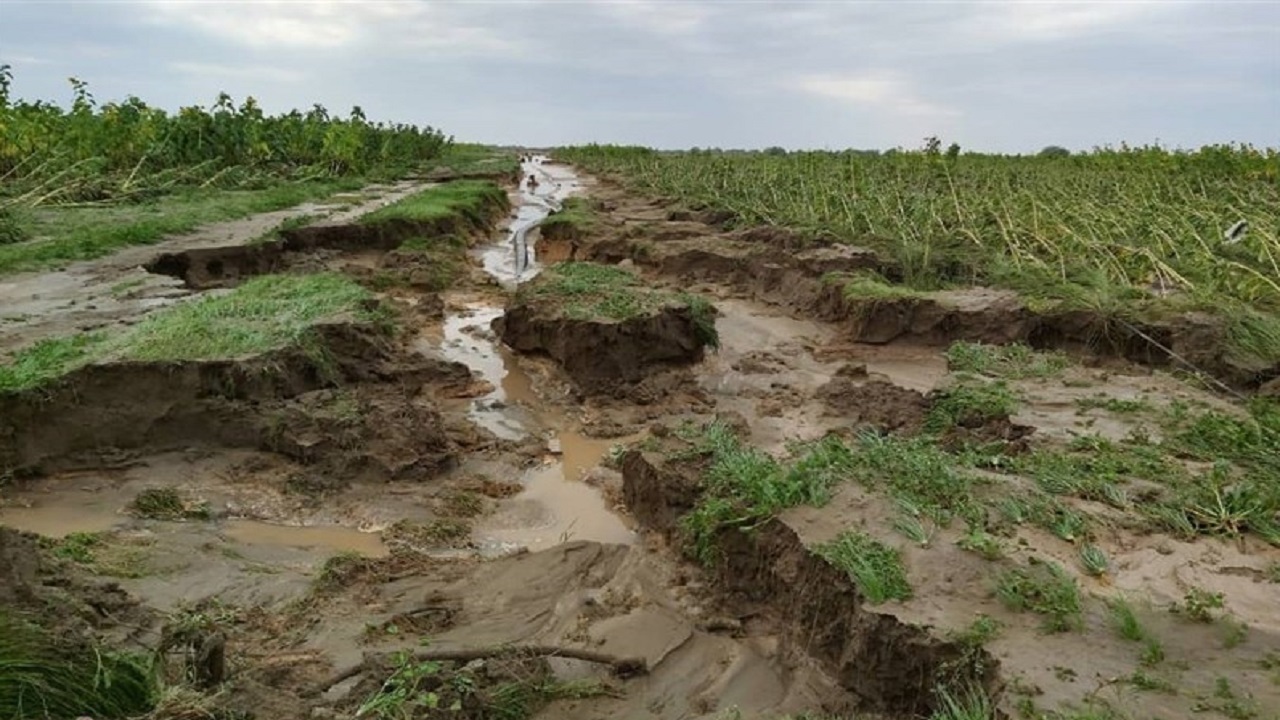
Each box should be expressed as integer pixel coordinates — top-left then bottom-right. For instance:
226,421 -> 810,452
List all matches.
925,379 -> 1019,433
1222,616 -> 1249,648
0,610 -> 158,718
1125,669 -> 1175,693
1140,638 -> 1166,667
945,341 -> 1070,379
1107,596 -> 1146,642
1267,562 -> 1280,583
384,518 -> 472,551
892,504 -> 939,548
314,551 -> 369,591
1171,587 -> 1224,623
443,491 -> 484,518
680,425 -> 851,564
996,559 -> 1083,633
814,531 -> 913,603
1078,544 -> 1109,577
929,685 -> 997,720
1075,395 -> 1152,414
538,196 -> 596,235
130,486 -> 210,520
957,525 -> 1004,560
1196,677 -> 1259,720
949,615 -> 1003,647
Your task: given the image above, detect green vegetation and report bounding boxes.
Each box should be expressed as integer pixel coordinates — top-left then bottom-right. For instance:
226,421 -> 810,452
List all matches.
560,143 -> 1280,368
1,67 -> 448,201
427,142 -> 519,177
945,341 -> 1070,379
815,531 -> 913,603
1107,596 -> 1147,642
996,560 -> 1083,632
130,486 -> 210,521
0,273 -> 383,392
539,196 -> 597,236
925,379 -> 1020,432
0,180 -> 360,275
41,532 -> 152,578
361,180 -> 506,226
0,610 -> 158,719
525,262 -> 719,346
677,423 -> 852,564
0,68 -> 460,275
355,648 -> 608,720
1171,587 -> 1225,623
929,686 -> 997,720
1077,544 -> 1109,577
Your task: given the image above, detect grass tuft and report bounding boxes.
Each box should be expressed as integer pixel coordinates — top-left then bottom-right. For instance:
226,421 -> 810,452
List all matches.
945,341 -> 1070,379
996,559 -> 1083,633
679,424 -> 852,564
814,531 -> 913,603
0,610 -> 158,719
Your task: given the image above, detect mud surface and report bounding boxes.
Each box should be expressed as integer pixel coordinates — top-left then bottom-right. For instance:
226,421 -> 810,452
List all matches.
4,157 -> 1279,720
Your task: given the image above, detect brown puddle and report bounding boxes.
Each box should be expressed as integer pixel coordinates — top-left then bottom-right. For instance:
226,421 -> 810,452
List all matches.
223,519 -> 389,558
0,503 -> 123,538
475,431 -> 636,552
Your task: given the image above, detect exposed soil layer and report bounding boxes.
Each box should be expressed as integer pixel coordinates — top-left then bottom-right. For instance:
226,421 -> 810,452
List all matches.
146,185 -> 510,290
817,364 -> 931,434
620,439 -> 1000,717
0,320 -> 471,481
572,180 -> 1278,389
495,285 -> 711,398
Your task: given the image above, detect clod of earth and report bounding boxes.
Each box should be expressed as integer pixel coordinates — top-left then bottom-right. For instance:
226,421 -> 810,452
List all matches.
494,262 -> 718,396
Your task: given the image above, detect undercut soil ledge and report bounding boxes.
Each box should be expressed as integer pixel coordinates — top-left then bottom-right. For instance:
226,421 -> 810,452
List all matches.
618,434 -> 1003,718
494,263 -> 717,398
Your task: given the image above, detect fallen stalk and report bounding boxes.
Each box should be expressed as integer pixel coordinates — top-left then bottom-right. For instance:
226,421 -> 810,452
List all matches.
309,644 -> 648,697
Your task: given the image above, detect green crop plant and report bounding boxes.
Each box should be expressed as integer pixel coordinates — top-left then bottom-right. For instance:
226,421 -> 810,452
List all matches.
815,531 -> 913,603
558,143 -> 1280,370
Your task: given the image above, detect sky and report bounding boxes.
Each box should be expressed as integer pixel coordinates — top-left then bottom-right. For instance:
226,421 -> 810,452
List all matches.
1,1 -> 1278,153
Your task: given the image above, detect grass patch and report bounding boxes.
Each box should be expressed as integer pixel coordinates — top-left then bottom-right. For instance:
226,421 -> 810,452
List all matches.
996,559 -> 1083,633
0,273 -> 383,392
925,378 -> 1020,432
355,647 -> 609,720
383,518 -> 472,551
0,610 -> 158,719
0,333 -> 104,393
0,180 -> 361,276
1107,596 -> 1147,642
1075,395 -> 1152,414
428,143 -> 520,177
526,262 -> 719,347
814,531 -> 912,603
840,271 -> 926,301
130,486 -> 210,521
678,423 -> 853,564
41,532 -> 153,579
361,180 -> 505,227
539,196 -> 596,236
945,341 -> 1070,379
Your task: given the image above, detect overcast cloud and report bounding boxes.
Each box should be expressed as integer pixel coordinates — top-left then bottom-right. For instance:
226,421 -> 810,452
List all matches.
1,0 -> 1277,152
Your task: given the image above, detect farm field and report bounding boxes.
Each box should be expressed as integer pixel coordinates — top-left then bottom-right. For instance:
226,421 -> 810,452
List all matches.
2,75 -> 1279,720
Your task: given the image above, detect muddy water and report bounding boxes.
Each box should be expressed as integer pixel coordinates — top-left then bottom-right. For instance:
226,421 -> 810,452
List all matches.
480,156 -> 581,287
0,502 -> 122,538
446,156 -> 635,551
225,519 -> 389,558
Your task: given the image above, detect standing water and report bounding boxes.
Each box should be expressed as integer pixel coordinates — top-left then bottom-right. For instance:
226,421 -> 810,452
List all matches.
456,155 -> 637,551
